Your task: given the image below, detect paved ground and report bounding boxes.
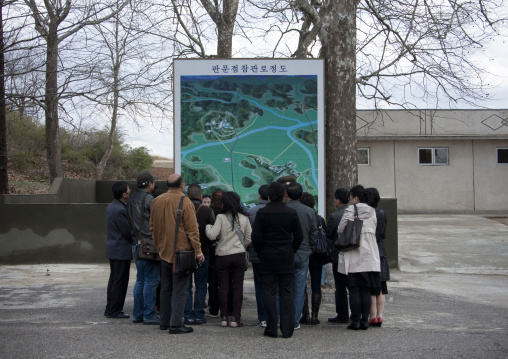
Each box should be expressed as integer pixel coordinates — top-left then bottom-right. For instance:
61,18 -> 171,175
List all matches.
0,215 -> 507,358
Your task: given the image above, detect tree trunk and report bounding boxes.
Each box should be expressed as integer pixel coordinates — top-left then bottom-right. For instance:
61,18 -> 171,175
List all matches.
320,0 -> 358,216
217,22 -> 234,58
45,27 -> 64,183
96,64 -> 120,180
0,1 -> 8,194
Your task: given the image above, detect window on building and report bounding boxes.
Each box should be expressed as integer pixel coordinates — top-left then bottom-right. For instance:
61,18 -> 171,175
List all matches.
358,148 -> 370,166
418,148 -> 449,165
498,148 -> 508,164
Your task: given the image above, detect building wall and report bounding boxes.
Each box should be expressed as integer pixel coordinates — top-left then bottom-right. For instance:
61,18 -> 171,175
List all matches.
358,138 -> 508,212
357,140 -> 396,198
473,139 -> 508,211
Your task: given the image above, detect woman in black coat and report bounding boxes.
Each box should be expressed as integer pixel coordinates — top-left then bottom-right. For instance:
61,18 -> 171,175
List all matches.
366,187 -> 390,327
251,182 -> 303,338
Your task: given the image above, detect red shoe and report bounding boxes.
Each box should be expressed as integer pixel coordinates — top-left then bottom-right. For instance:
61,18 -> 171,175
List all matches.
376,317 -> 383,327
368,318 -> 378,326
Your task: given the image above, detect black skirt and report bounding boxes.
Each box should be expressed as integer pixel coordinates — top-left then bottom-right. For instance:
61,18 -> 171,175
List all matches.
347,271 -> 381,289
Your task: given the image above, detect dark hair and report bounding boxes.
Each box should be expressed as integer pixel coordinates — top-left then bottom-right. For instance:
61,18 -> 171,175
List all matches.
268,182 -> 285,202
349,185 -> 368,204
258,184 -> 269,200
220,191 -> 246,230
167,175 -> 183,188
202,195 -> 211,201
187,184 -> 202,199
286,182 -> 303,200
365,187 -> 380,208
334,188 -> 349,205
299,192 -> 315,209
211,190 -> 224,216
112,181 -> 129,200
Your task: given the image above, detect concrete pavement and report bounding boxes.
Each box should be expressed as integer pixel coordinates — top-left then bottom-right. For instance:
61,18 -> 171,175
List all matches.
0,215 -> 507,358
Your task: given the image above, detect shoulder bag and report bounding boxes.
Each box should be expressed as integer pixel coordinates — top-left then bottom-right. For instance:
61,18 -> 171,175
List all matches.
227,214 -> 249,271
314,214 -> 333,264
334,204 -> 363,251
136,193 -> 161,261
173,196 -> 197,275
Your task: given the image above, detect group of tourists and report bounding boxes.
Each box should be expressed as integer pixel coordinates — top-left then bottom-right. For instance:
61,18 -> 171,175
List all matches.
104,171 -> 389,337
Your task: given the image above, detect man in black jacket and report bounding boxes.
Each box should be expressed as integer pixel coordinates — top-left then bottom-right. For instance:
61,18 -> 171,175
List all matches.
104,181 -> 132,319
184,184 -> 215,325
325,187 -> 350,324
252,182 -> 303,338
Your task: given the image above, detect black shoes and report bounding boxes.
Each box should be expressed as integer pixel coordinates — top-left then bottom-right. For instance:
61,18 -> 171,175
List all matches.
160,325 -> 169,331
107,313 -> 129,319
328,315 -> 350,324
263,329 -> 277,338
169,325 -> 194,334
132,318 -> 143,324
347,322 -> 360,330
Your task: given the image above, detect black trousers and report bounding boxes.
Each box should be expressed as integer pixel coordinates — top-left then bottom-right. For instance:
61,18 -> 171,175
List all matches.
105,259 -> 131,317
332,261 -> 350,320
348,285 -> 371,325
262,273 -> 294,338
216,253 -> 246,320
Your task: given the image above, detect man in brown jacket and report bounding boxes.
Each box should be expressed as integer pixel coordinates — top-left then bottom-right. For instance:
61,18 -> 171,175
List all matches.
150,174 -> 204,334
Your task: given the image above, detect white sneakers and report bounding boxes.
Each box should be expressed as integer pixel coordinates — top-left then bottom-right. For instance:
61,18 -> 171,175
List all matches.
259,321 -> 267,328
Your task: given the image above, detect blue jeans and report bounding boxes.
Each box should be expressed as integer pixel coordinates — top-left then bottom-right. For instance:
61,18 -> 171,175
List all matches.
132,245 -> 161,321
293,254 -> 309,326
184,255 -> 209,321
252,262 -> 266,322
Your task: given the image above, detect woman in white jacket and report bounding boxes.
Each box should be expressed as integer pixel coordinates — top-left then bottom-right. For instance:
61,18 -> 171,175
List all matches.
205,191 -> 252,328
337,185 -> 380,330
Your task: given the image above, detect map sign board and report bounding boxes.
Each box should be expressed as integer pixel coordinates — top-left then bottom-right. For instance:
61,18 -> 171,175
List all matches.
174,59 -> 325,215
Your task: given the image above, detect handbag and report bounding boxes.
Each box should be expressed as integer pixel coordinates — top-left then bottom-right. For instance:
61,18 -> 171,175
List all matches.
173,196 -> 197,275
334,204 -> 363,251
314,215 -> 333,264
227,214 -> 249,271
135,193 -> 161,261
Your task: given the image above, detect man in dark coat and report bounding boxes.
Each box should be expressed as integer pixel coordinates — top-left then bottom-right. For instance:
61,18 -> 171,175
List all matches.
251,182 -> 303,338
104,181 -> 132,319
247,184 -> 269,327
325,187 -> 350,323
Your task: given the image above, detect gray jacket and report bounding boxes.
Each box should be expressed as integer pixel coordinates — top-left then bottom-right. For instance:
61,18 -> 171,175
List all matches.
286,200 -> 317,261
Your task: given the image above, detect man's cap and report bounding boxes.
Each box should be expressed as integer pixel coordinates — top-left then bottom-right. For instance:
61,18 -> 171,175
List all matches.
137,171 -> 154,187
276,175 -> 297,185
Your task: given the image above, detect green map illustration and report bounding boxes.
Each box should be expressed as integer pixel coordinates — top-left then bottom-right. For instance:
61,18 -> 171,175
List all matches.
180,75 -> 319,208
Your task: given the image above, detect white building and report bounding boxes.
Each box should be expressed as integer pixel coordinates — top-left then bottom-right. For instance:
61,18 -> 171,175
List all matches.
356,109 -> 508,213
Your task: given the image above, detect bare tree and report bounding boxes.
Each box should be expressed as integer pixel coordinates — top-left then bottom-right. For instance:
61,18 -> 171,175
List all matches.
23,0 -> 128,183
249,0 -> 507,214
199,0 -> 239,57
0,0 -> 7,194
81,0 -> 173,179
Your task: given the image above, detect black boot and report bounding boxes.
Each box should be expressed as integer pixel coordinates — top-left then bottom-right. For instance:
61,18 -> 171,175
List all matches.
310,294 -> 321,325
300,292 -> 310,325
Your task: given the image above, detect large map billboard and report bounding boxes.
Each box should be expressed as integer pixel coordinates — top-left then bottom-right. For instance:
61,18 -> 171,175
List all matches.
174,59 -> 325,214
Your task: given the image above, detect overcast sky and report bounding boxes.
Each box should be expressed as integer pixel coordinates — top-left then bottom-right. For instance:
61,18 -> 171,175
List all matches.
126,32 -> 508,160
